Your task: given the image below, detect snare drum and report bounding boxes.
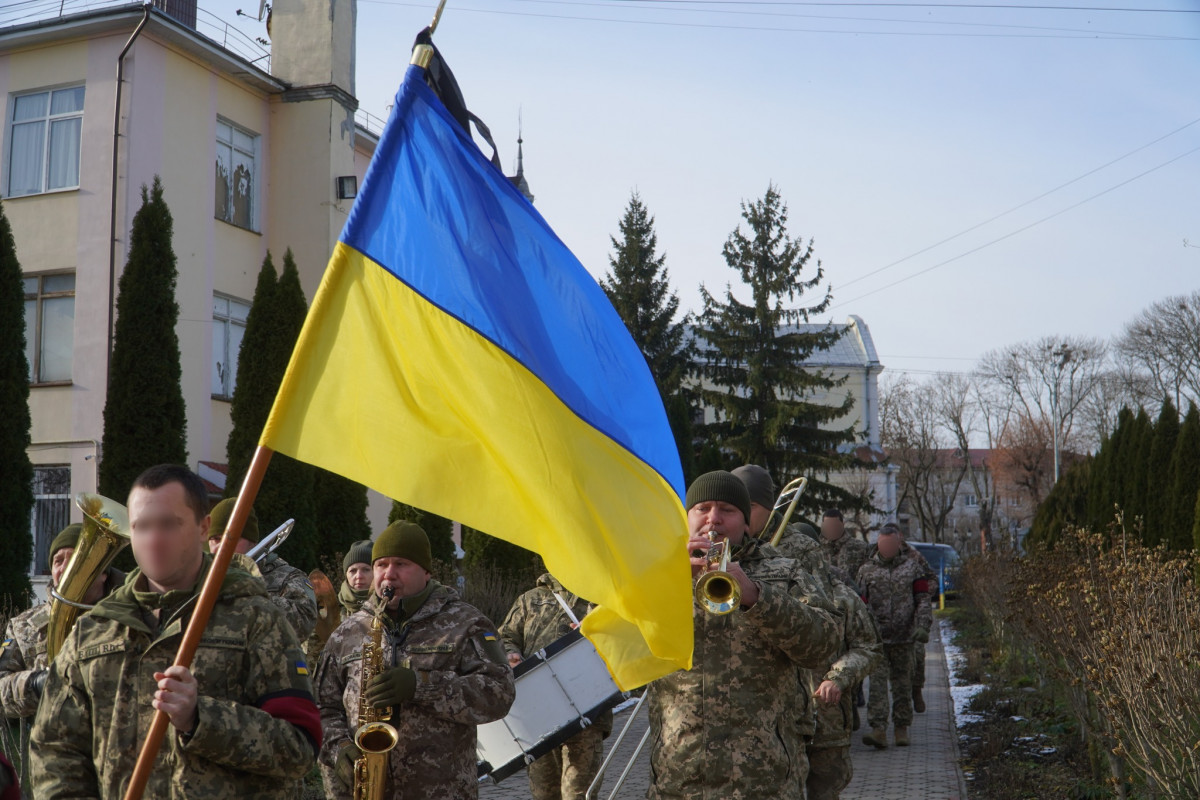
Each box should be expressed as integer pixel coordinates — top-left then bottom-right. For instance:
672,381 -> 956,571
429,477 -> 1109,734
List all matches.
477,629 -> 626,783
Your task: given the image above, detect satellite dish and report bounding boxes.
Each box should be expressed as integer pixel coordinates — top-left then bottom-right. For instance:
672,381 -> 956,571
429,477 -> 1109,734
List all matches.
257,0 -> 267,20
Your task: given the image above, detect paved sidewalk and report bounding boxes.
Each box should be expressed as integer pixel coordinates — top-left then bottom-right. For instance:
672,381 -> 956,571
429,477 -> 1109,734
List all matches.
482,621 -> 967,800
843,621 -> 968,800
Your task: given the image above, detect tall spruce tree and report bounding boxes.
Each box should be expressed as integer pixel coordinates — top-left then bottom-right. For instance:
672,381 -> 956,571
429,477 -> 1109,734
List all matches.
1166,404 -> 1200,550
600,192 -> 696,480
695,185 -> 860,515
99,177 -> 187,503
388,501 -> 456,567
314,469 -> 372,567
1028,457 -> 1090,551
1127,407 -> 1152,533
461,526 -> 538,582
1144,398 -> 1179,546
0,199 -> 34,607
224,249 -> 319,570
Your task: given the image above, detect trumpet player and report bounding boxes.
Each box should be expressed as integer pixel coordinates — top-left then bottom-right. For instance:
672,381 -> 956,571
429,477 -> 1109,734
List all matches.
648,471 -> 840,800
313,521 -> 515,800
30,464 -> 320,799
0,525 -> 123,720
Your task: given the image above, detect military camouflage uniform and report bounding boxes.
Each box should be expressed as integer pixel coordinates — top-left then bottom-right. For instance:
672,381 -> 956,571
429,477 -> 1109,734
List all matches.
0,603 -> 49,719
648,537 -> 840,800
258,552 -> 318,642
819,530 -> 871,585
856,552 -> 931,731
902,544 -> 936,691
499,573 -> 613,800
314,582 -> 516,800
764,517 -> 836,744
806,580 -> 882,800
30,555 -> 320,799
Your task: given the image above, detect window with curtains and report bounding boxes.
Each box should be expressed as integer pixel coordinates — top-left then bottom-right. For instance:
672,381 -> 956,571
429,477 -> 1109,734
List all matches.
215,119 -> 258,231
24,272 -> 75,383
6,86 -> 85,197
212,294 -> 250,399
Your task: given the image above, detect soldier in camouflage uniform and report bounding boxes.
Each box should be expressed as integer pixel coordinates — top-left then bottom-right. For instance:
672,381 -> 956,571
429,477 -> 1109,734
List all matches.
865,534 -> 936,711
649,471 -> 840,800
30,465 -> 320,799
314,521 -> 515,800
499,572 -> 613,800
208,496 -> 318,641
339,539 -> 374,616
806,571 -> 882,800
819,509 -> 870,583
855,523 -> 932,748
0,524 -> 123,719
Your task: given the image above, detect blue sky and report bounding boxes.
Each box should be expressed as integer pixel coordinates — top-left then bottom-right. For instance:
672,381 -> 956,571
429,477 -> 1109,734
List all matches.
220,1 -> 1200,378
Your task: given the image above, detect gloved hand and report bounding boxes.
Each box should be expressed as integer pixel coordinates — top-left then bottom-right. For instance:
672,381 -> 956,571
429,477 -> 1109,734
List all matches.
364,665 -> 417,709
335,741 -> 361,789
28,669 -> 48,701
913,628 -> 930,644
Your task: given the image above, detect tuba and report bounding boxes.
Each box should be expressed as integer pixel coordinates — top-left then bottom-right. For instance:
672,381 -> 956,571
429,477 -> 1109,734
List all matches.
354,587 -> 400,800
46,493 -> 130,661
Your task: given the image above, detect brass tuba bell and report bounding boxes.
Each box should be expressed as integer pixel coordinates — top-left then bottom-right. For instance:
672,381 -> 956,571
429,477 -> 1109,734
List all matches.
46,493 -> 130,661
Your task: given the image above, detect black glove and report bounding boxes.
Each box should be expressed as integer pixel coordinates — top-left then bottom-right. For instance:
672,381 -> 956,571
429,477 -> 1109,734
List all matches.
335,741 -> 361,789
364,665 -> 417,709
28,669 -> 48,701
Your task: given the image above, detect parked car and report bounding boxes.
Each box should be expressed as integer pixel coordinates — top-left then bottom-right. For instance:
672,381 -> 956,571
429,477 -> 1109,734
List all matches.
909,542 -> 962,600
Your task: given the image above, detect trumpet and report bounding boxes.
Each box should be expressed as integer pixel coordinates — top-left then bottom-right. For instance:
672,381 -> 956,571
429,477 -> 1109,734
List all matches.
692,531 -> 740,615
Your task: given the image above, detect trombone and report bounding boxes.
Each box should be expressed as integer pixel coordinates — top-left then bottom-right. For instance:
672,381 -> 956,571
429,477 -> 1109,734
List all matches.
767,476 -> 808,547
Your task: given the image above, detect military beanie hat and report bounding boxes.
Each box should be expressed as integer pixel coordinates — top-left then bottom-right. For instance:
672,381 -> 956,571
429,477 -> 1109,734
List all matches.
685,470 -> 752,524
343,539 -> 375,572
208,497 -> 261,543
372,522 -> 432,572
731,464 -> 775,509
50,524 -> 84,559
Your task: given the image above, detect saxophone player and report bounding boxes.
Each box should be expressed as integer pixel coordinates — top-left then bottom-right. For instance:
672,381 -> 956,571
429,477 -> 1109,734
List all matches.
314,521 -> 515,800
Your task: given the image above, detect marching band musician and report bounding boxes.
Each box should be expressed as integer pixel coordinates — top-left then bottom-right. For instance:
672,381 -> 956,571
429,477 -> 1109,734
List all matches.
30,464 -> 320,798
314,521 -> 515,800
0,525 -> 124,720
648,470 -> 840,800
339,539 -> 375,617
207,496 -> 319,641
499,571 -> 612,800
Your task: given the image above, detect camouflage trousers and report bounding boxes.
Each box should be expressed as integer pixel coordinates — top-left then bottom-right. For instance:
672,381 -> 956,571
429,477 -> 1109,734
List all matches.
527,725 -> 604,800
867,643 -> 914,729
805,746 -> 852,800
912,640 -> 927,689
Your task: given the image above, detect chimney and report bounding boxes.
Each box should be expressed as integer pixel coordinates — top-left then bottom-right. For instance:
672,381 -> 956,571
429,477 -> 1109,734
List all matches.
269,0 -> 356,97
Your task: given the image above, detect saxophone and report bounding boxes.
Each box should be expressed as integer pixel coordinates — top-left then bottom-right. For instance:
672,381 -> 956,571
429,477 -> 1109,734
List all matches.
354,586 -> 400,800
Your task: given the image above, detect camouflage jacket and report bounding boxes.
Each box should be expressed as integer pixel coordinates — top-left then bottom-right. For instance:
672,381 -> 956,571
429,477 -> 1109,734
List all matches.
856,553 -> 933,645
498,573 -> 613,734
314,582 -> 516,800
259,553 -> 318,641
30,555 -> 319,799
0,603 -> 49,719
811,580 -> 882,749
763,518 -> 835,738
648,538 -> 840,800
819,531 -> 871,584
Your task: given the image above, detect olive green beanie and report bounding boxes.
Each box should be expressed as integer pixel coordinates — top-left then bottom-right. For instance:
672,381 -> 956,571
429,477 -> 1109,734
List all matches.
343,539 -> 375,572
684,470 -> 752,524
208,497 -> 260,543
371,522 -> 432,572
50,524 -> 84,559
731,465 -> 775,509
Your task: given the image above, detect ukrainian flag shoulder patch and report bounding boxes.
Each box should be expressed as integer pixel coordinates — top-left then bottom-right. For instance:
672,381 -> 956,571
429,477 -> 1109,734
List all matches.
295,660 -> 309,676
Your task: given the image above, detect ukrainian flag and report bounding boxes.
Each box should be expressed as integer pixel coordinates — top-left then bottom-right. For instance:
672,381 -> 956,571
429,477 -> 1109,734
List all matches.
261,64 -> 691,688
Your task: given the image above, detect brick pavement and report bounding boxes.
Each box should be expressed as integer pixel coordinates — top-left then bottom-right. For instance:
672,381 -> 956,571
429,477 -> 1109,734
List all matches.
481,622 -> 967,800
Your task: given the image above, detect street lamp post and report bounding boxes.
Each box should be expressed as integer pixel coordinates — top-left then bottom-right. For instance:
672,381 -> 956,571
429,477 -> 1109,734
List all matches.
1049,344 -> 1073,484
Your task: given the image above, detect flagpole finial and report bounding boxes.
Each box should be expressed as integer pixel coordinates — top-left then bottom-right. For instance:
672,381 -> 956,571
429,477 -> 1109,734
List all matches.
411,0 -> 447,67
429,0 -> 448,35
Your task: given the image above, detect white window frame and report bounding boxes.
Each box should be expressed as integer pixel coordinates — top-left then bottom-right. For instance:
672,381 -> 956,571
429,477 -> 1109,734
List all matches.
214,117 -> 260,232
212,294 -> 251,399
24,271 -> 75,384
963,494 -> 978,508
30,465 -> 71,576
5,84 -> 85,198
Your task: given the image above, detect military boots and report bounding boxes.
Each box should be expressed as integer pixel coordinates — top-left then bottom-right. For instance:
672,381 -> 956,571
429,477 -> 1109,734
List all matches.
894,726 -> 910,746
863,728 -> 888,749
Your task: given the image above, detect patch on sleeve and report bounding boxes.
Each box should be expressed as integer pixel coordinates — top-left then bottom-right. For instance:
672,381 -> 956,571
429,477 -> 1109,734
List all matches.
295,660 -> 309,676
0,638 -> 12,650
476,632 -> 507,666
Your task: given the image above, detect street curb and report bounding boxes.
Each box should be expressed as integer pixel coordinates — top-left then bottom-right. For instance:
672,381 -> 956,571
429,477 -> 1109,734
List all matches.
937,617 -> 972,800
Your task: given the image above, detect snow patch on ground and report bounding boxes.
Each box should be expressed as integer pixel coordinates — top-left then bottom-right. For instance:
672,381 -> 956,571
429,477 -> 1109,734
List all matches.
940,616 -> 986,727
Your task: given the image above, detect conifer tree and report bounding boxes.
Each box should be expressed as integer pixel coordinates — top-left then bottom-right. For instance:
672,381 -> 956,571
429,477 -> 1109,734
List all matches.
695,184 -> 861,516
601,192 -> 696,482
1028,458 -> 1091,550
0,199 -> 34,607
1126,407 -> 1152,532
314,469 -> 372,565
388,501 -> 456,567
1166,404 -> 1200,550
461,526 -> 538,582
1144,398 -> 1179,546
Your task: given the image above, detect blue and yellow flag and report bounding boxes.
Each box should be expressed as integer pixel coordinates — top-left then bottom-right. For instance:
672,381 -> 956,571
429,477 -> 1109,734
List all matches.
261,64 -> 691,688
